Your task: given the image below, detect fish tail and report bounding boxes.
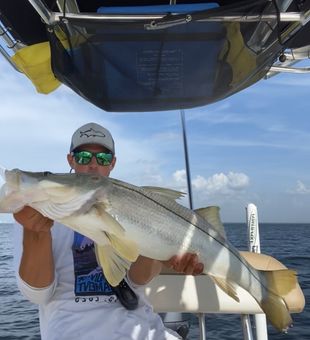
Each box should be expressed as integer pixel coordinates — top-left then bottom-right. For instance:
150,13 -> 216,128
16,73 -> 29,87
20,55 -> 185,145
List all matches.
260,269 -> 297,332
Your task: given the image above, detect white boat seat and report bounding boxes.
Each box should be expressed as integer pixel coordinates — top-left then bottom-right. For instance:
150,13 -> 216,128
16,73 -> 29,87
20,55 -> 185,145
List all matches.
143,251 -> 305,314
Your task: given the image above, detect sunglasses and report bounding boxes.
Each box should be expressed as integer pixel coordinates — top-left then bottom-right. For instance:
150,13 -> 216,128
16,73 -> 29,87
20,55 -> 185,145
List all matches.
72,151 -> 113,166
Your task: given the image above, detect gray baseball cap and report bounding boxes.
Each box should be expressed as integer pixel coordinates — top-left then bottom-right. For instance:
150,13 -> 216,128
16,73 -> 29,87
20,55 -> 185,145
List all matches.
70,122 -> 115,154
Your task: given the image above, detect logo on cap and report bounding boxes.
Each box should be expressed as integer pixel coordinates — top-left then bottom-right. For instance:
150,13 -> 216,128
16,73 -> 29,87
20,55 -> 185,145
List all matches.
80,128 -> 105,139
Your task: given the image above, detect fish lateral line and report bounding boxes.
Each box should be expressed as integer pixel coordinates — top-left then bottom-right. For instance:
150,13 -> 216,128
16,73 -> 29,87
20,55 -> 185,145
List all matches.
109,178 -> 263,283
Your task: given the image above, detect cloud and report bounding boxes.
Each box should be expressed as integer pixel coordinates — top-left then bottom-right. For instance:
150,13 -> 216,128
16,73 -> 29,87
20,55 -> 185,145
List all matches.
226,172 -> 250,190
170,170 -> 250,196
173,170 -> 187,183
125,167 -> 250,202
192,171 -> 250,195
286,180 -> 310,195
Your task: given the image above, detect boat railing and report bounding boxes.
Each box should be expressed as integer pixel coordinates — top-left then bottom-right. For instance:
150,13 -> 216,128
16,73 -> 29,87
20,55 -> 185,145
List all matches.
1,1 -> 310,83
0,22 -> 23,71
24,0 -> 310,25
143,204 -> 305,339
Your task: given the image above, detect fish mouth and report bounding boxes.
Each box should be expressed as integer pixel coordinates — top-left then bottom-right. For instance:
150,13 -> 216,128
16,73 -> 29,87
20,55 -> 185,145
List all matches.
0,166 -> 6,181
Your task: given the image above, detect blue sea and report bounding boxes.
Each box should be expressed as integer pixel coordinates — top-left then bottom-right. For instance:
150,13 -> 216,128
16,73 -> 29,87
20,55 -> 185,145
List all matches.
0,223 -> 309,340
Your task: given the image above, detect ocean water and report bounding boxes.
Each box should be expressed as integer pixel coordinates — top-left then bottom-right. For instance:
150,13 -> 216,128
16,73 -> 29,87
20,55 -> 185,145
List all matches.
0,223 -> 309,340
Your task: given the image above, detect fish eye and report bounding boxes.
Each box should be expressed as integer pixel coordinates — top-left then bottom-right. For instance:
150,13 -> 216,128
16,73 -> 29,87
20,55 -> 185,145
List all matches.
43,171 -> 52,176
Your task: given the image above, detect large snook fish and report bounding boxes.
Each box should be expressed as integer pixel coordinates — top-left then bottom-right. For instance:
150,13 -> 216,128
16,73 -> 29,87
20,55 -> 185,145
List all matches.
0,167 -> 297,333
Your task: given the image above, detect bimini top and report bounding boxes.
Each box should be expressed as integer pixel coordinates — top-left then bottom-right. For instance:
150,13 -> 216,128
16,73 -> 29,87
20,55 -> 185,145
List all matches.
1,0 -> 310,112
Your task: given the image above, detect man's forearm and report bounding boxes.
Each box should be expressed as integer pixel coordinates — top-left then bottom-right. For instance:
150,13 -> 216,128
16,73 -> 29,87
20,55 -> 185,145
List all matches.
19,229 -> 55,288
128,255 -> 162,285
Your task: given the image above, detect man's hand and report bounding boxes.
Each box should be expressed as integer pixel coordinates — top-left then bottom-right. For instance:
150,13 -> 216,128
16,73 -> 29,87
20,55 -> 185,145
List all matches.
14,206 -> 53,233
161,253 -> 204,276
15,206 -> 55,287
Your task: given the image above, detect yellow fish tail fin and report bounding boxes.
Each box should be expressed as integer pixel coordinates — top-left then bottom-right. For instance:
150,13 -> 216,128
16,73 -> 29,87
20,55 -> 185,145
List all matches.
260,292 -> 292,333
265,269 -> 297,296
260,269 -> 297,332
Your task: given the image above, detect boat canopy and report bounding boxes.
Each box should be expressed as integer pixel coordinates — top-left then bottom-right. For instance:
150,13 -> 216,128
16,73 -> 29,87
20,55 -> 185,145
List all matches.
1,0 -> 310,112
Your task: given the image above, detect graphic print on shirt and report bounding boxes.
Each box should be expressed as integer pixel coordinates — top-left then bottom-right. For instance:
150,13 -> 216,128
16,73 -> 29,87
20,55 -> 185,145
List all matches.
72,232 -> 115,297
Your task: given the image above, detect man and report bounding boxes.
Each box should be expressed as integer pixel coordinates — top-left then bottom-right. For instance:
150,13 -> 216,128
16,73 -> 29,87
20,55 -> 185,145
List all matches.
14,122 -> 204,340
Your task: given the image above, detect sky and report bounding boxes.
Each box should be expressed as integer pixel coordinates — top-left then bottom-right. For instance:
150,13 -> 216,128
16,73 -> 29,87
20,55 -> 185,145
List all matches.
1,48 -> 310,224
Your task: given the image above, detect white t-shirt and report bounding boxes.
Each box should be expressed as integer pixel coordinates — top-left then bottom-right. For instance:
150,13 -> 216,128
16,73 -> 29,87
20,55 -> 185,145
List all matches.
14,221 -> 181,340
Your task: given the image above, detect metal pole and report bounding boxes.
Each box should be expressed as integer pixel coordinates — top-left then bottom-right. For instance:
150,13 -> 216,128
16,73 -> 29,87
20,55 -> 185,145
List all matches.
56,0 -> 80,13
27,0 -> 53,24
198,313 -> 207,340
241,315 -> 255,340
180,109 -> 193,210
0,45 -> 21,72
268,65 -> 310,74
180,110 -> 206,340
0,24 -> 25,52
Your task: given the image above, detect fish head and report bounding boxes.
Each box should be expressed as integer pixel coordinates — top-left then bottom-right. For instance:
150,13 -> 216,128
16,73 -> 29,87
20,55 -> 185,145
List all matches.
2,168 -> 40,190
2,167 -> 114,200
0,167 -> 114,214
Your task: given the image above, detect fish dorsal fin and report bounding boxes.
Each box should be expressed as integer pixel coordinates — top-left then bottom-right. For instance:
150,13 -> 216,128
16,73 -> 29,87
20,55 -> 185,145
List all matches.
142,186 -> 186,201
194,206 -> 226,238
104,231 -> 139,263
94,242 -> 132,287
208,275 -> 240,303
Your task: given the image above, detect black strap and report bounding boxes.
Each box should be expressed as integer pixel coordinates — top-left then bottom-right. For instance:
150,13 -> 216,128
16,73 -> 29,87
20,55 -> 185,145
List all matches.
111,279 -> 139,310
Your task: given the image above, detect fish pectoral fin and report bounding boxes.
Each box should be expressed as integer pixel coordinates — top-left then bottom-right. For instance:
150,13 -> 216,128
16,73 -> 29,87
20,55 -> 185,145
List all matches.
104,232 -> 139,263
194,206 -> 226,238
141,186 -> 186,201
96,205 -> 126,238
94,243 -> 131,287
208,275 -> 240,302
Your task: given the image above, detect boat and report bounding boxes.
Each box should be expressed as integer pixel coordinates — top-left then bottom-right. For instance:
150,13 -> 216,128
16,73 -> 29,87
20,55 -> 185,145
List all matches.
0,1 -> 307,339
143,203 -> 305,340
1,0 -> 310,113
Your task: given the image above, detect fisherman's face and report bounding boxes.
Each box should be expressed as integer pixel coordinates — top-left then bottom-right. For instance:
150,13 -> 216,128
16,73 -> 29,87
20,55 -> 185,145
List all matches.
67,143 -> 116,177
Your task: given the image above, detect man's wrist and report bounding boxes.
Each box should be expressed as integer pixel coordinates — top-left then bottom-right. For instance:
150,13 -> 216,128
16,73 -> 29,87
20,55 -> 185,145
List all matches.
23,227 -> 52,240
